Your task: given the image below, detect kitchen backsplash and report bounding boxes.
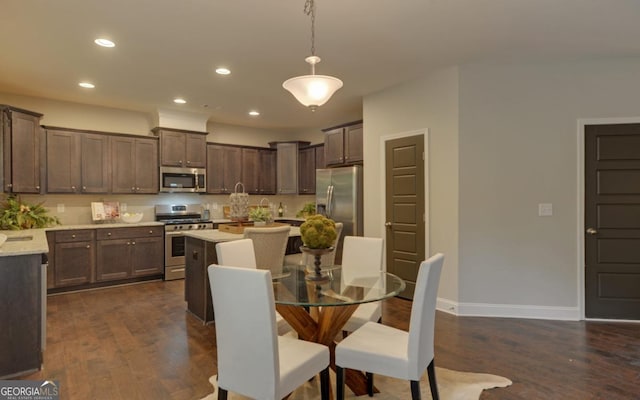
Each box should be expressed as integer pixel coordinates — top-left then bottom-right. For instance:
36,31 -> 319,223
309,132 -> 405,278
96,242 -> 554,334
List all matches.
18,193 -> 316,226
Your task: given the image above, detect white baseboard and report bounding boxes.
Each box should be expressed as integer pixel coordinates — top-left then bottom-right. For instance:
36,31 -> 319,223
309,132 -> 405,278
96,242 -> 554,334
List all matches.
436,297 -> 581,321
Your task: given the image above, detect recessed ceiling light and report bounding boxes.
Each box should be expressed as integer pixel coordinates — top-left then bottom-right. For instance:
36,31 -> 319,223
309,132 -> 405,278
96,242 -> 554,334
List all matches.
215,67 -> 231,75
174,98 -> 187,104
248,110 -> 260,116
94,38 -> 115,48
78,82 -> 95,89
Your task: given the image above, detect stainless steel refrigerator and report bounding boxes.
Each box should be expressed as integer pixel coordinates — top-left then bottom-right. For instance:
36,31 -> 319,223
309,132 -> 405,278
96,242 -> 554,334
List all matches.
316,165 -> 363,262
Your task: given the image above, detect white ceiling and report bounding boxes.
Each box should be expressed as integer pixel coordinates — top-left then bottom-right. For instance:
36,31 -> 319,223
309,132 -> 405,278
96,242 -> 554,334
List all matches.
2,0 -> 640,133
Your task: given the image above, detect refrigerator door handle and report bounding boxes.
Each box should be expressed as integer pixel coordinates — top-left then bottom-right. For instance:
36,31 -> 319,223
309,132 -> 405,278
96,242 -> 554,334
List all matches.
327,185 -> 335,217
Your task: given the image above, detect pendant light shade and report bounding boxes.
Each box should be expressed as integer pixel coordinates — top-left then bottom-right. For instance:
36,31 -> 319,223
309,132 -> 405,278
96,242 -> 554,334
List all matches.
283,56 -> 343,111
283,0 -> 343,111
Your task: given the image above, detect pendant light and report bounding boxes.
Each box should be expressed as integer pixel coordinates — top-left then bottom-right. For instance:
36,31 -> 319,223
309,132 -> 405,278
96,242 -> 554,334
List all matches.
282,0 -> 343,111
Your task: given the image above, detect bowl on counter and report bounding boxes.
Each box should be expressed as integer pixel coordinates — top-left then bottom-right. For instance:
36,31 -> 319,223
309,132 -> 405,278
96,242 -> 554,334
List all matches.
120,212 -> 143,224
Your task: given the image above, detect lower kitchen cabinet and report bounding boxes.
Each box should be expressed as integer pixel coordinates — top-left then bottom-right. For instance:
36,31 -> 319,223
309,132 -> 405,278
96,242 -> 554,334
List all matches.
96,227 -> 163,281
48,225 -> 164,292
53,229 -> 95,287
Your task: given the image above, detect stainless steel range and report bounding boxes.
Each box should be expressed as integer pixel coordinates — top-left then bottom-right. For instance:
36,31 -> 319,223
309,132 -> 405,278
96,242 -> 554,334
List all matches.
155,204 -> 213,280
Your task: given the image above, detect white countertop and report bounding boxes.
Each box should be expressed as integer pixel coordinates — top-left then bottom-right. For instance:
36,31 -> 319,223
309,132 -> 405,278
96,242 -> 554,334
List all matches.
45,221 -> 164,231
184,226 -> 301,242
0,229 -> 49,257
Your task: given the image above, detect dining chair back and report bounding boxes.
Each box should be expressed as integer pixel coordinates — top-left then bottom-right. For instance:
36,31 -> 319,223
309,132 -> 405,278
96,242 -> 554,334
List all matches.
215,239 -> 256,268
208,265 -> 330,400
215,238 -> 292,336
340,236 -> 384,333
335,253 -> 445,400
243,225 -> 290,274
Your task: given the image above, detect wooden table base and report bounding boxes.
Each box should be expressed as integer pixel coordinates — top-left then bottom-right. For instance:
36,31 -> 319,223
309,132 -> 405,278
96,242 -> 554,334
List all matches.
276,303 -> 379,397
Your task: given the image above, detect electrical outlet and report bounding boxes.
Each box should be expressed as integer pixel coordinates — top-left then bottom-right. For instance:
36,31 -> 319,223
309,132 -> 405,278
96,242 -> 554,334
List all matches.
57,204 -> 65,213
538,203 -> 553,217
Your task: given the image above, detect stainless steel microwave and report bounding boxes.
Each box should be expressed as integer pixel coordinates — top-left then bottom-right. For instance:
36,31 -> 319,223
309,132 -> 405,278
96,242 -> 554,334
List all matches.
160,167 -> 206,193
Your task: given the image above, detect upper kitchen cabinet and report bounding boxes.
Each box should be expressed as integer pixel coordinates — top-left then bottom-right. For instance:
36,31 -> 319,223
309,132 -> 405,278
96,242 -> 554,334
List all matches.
270,141 -> 310,195
241,148 -> 260,194
259,149 -> 276,195
323,121 -> 363,166
45,127 -> 110,194
0,105 -> 43,193
111,135 -> 158,194
298,144 -> 324,194
152,127 -> 207,168
206,144 -> 242,194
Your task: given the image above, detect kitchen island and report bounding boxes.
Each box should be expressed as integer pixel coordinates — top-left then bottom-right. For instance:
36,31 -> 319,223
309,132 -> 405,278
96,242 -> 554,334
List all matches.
0,229 -> 49,379
183,227 -> 301,323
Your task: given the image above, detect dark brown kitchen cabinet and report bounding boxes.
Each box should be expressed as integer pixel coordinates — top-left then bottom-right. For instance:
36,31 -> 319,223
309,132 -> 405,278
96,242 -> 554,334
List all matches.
241,148 -> 260,194
1,105 -> 43,193
53,229 -> 95,287
207,144 -> 242,193
324,121 -> 363,166
259,149 -> 276,194
111,135 -> 158,193
46,128 -> 110,193
96,227 -> 164,281
298,144 -> 324,194
153,127 -> 207,168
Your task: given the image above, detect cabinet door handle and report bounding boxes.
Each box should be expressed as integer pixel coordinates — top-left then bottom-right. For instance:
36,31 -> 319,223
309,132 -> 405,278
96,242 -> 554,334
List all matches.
192,250 -> 198,260
72,234 -> 76,238
86,245 -> 90,249
131,187 -> 136,191
36,185 -> 40,190
127,242 -> 131,245
82,186 -> 87,191
186,160 -> 191,165
107,232 -> 112,236
71,186 -> 76,191
132,241 -> 136,245
149,230 -> 153,234
179,160 -> 183,165
136,187 -> 140,191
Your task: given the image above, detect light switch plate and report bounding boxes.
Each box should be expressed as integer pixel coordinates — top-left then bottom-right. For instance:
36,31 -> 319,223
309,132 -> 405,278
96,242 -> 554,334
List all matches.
538,203 -> 553,217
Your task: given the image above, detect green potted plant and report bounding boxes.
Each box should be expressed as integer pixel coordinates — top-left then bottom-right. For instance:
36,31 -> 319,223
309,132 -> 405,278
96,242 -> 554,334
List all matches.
296,202 -> 316,218
0,195 -> 60,230
249,206 -> 272,226
299,214 -> 337,249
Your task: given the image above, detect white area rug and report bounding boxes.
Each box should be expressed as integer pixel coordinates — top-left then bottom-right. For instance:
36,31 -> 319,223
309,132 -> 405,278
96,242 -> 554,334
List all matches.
199,367 -> 512,400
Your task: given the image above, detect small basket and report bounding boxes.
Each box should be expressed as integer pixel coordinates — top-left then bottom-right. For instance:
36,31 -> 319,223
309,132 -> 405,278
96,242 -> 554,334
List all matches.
229,182 -> 250,222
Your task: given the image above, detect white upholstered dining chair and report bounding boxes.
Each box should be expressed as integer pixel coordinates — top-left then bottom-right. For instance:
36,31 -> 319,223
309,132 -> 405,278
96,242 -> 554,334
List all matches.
335,253 -> 445,400
243,225 -> 290,275
208,265 -> 330,400
340,236 -> 384,334
215,239 -> 293,336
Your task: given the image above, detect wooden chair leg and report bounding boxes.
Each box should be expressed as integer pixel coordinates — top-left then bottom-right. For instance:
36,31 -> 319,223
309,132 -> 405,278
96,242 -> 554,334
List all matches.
336,366 -> 345,400
320,368 -> 330,400
217,388 -> 228,400
427,359 -> 439,400
366,372 -> 374,397
410,380 -> 421,400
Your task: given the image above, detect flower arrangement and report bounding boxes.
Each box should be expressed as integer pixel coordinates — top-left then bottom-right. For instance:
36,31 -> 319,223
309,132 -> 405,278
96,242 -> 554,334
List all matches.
299,215 -> 337,249
0,195 -> 60,230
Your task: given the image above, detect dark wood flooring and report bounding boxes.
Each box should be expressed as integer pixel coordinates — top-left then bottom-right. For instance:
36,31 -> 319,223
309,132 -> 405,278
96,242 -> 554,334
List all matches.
22,280 -> 640,399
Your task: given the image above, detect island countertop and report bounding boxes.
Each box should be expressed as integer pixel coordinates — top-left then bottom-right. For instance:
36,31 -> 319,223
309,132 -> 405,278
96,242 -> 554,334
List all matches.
0,229 -> 49,257
183,226 -> 301,242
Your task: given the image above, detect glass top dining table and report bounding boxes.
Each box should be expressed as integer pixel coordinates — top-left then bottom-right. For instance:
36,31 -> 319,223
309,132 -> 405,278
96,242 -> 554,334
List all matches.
272,265 -> 405,396
272,265 -> 406,308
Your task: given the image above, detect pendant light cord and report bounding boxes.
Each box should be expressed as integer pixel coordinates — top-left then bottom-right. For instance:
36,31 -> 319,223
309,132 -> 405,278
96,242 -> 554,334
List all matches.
304,0 -> 316,57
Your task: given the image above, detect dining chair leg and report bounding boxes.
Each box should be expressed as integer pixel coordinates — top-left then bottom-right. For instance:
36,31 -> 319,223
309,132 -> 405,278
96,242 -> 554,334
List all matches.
336,366 -> 345,400
217,387 -> 228,400
410,380 -> 421,400
320,367 -> 330,400
366,372 -> 374,396
427,359 -> 439,400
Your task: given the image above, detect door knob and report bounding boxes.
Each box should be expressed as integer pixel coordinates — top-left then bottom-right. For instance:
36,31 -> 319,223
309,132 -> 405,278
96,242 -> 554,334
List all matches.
586,228 -> 598,235
385,222 -> 393,227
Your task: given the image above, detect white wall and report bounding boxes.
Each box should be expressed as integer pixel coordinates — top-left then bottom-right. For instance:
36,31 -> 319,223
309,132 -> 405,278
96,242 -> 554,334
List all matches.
363,66 -> 460,304
457,58 -> 640,318
365,57 -> 640,319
